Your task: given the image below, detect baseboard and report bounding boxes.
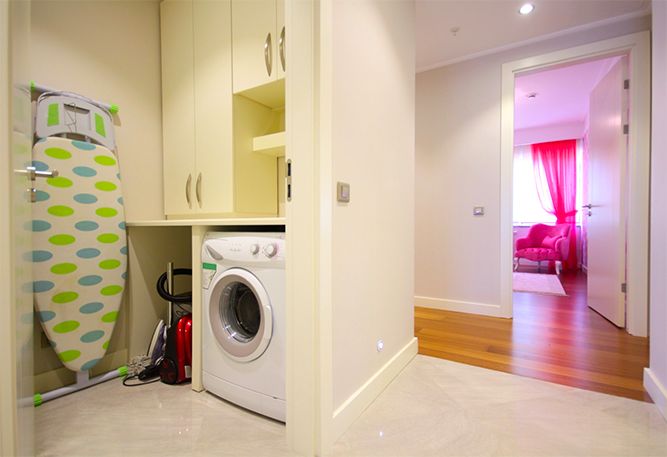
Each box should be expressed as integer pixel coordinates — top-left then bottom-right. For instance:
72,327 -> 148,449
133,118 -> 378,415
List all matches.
415,295 -> 504,317
644,368 -> 667,420
331,337 -> 418,443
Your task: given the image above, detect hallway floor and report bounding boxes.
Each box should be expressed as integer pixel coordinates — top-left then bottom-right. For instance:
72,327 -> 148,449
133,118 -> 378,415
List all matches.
415,271 -> 650,401
36,356 -> 667,456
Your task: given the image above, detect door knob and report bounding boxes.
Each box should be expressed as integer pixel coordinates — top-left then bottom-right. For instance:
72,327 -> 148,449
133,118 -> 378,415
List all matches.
582,204 -> 593,209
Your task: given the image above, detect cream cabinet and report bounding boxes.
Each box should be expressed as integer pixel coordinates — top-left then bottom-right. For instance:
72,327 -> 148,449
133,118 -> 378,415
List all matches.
231,0 -> 285,94
161,0 -> 197,216
161,0 -> 234,217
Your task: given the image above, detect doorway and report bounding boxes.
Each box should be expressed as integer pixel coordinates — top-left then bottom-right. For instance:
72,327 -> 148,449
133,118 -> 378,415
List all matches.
499,31 -> 651,338
497,32 -> 651,399
512,55 -> 627,325
507,55 -> 651,400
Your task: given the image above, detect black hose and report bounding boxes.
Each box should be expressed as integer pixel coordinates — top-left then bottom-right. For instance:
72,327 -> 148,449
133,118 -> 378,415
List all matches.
156,268 -> 193,304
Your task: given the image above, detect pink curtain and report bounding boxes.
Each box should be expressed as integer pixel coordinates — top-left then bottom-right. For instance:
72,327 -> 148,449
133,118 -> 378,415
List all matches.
531,139 -> 578,270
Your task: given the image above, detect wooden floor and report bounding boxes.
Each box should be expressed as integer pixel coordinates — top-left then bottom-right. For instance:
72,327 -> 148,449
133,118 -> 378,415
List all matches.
415,270 -> 651,401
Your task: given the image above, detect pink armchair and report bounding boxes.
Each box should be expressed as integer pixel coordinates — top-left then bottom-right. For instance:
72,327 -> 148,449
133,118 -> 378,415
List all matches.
514,223 -> 571,274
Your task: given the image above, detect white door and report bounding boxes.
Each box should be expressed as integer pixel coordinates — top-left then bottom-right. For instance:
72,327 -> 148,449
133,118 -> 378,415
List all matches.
586,57 -> 627,327
1,0 -> 34,454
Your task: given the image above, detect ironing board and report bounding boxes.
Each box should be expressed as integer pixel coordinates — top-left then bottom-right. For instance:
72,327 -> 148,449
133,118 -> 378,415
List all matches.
31,136 -> 127,372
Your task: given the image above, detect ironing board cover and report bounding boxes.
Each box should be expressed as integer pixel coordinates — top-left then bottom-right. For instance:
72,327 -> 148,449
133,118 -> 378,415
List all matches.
31,137 -> 127,372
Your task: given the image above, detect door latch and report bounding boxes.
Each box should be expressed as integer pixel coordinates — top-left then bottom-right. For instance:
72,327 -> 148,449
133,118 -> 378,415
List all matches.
15,166 -> 59,202
286,159 -> 292,202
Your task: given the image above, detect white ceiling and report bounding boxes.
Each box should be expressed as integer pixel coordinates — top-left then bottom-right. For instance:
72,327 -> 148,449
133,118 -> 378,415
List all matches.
514,56 -> 620,131
416,0 -> 649,72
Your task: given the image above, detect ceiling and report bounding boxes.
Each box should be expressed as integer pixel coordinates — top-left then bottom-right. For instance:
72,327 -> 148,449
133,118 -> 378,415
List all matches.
416,0 -> 649,72
514,56 -> 620,131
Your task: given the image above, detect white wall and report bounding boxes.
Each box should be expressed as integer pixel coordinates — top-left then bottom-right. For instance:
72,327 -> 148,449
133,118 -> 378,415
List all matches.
31,0 -> 163,222
415,15 -> 650,315
515,121 -> 585,145
330,0 -> 415,419
646,3 -> 667,419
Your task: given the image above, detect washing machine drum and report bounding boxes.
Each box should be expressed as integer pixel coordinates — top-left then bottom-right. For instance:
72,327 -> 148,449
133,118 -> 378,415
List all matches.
209,268 -> 273,362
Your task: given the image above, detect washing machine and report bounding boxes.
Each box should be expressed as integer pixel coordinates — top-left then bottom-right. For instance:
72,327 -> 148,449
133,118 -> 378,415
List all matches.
201,232 -> 286,421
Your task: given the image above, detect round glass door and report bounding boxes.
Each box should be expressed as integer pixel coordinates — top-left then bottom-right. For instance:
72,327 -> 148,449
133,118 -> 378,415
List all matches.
208,268 -> 273,362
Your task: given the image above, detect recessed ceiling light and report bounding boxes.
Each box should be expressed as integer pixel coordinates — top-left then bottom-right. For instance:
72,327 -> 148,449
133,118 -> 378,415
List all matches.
519,3 -> 535,15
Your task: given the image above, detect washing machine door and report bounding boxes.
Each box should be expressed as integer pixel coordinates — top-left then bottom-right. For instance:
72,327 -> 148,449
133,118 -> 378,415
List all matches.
208,268 -> 273,362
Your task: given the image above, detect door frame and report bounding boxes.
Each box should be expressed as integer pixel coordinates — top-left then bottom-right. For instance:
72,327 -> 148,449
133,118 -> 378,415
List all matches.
0,2 -> 18,454
500,31 -> 651,336
285,0 -> 322,455
1,0 -> 33,453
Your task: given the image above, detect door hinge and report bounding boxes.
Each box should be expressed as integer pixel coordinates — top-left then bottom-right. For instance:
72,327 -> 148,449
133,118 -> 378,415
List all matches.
286,159 -> 292,202
623,124 -> 629,135
621,283 -> 627,294
624,79 -> 630,90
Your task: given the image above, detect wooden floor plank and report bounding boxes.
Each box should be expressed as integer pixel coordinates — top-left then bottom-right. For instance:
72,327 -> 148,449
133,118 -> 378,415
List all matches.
414,271 -> 651,402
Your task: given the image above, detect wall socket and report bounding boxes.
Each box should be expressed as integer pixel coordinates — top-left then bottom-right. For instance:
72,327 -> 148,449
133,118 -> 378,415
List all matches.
473,206 -> 485,216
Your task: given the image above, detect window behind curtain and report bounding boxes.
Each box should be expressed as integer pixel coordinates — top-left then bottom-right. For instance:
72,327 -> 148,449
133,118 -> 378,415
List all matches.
513,140 -> 583,225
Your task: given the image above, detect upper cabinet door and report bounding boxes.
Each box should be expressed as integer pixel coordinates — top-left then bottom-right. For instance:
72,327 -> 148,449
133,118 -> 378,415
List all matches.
232,0 -> 278,93
275,0 -> 285,80
161,0 -> 196,216
193,0 -> 234,214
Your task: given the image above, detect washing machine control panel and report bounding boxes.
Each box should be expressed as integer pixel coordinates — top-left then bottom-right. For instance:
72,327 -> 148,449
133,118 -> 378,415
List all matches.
203,236 -> 285,264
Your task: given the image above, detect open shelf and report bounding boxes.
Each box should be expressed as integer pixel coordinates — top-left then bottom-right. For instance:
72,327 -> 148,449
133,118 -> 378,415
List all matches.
253,131 -> 285,157
235,78 -> 285,109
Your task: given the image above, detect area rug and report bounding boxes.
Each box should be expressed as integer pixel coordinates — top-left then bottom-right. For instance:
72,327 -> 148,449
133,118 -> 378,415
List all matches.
513,272 -> 566,296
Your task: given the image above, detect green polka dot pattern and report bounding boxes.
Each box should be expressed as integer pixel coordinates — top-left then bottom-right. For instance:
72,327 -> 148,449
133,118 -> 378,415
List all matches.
31,138 -> 126,372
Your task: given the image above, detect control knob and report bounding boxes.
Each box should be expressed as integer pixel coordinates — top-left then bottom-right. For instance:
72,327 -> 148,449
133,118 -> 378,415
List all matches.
250,244 -> 260,255
263,243 -> 278,258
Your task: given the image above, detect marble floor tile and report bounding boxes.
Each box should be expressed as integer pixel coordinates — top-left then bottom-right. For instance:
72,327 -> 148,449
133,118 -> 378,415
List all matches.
36,355 -> 667,456
36,381 -> 291,457
332,355 -> 667,457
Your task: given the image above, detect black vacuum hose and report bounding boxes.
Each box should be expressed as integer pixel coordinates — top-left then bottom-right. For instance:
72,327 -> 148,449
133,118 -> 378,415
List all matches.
156,268 -> 193,304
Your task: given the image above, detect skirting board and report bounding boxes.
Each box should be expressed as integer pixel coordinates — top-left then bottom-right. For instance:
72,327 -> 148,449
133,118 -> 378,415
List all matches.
415,296 -> 506,318
644,368 -> 667,421
331,337 -> 418,443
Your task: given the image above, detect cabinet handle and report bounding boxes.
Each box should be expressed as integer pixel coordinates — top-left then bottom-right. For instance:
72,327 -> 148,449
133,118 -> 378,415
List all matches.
185,174 -> 192,209
279,26 -> 285,72
196,172 -> 202,207
264,32 -> 273,77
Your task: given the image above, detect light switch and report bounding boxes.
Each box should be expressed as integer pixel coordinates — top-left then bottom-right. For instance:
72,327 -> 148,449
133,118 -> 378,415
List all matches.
337,182 -> 350,203
473,206 -> 485,216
